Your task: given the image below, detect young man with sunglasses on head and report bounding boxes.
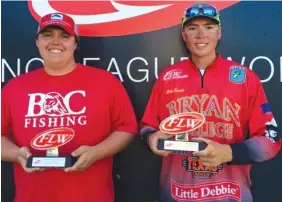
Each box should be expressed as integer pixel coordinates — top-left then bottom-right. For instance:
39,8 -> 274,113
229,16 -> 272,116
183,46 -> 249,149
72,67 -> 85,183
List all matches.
1,13 -> 137,202
140,3 -> 280,202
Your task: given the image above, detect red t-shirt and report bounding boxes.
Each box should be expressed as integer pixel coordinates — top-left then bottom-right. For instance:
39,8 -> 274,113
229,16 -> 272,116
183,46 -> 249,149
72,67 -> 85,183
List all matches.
2,63 -> 137,202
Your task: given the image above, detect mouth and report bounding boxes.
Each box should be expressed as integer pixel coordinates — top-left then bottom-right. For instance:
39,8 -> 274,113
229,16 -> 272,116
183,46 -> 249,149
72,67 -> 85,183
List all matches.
48,48 -> 63,53
195,43 -> 208,48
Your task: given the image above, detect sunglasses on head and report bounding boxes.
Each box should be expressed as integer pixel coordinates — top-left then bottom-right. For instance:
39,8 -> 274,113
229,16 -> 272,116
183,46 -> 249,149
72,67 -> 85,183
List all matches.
185,6 -> 218,18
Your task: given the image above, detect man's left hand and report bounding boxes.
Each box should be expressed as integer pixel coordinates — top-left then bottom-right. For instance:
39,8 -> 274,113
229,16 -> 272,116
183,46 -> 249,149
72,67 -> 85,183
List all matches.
64,146 -> 96,172
192,138 -> 233,167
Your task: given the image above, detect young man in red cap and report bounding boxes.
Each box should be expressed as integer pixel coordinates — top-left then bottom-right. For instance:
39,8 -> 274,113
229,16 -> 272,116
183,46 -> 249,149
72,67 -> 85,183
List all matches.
1,13 -> 137,202
140,3 -> 281,202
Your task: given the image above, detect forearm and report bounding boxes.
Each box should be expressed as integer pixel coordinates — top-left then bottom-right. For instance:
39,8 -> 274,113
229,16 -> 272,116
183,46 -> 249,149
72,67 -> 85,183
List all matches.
229,135 -> 281,165
1,136 -> 20,163
92,131 -> 135,161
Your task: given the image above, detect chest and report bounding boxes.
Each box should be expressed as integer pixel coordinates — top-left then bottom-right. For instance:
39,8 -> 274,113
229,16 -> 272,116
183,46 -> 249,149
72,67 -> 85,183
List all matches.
10,83 -> 112,151
161,69 -> 248,114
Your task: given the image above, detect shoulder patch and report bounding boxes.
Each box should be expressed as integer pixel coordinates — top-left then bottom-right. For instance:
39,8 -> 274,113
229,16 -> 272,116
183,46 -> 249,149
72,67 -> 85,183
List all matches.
229,66 -> 246,84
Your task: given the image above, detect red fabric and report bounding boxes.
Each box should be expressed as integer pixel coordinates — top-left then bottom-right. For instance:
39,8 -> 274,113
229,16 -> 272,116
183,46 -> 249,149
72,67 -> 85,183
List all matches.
2,63 -> 137,202
141,55 -> 280,201
38,13 -> 77,36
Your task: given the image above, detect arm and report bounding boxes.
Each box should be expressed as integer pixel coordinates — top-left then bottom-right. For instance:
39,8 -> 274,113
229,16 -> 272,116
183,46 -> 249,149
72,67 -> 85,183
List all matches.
140,78 -> 161,143
1,84 -> 19,162
1,137 -> 38,172
1,136 -> 21,162
1,83 -> 41,172
228,72 -> 281,165
140,76 -> 173,156
89,131 -> 134,161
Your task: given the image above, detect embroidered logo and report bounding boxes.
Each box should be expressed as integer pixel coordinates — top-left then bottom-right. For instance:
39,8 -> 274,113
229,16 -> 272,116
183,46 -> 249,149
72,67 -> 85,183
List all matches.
229,66 -> 246,84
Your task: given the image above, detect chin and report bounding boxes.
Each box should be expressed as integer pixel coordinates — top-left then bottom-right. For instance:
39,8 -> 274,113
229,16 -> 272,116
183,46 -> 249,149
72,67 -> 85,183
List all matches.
192,52 -> 209,58
192,50 -> 214,58
46,60 -> 63,65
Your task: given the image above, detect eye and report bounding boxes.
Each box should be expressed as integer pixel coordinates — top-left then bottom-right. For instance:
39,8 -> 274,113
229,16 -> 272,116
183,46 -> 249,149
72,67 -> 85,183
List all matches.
206,26 -> 214,30
62,34 -> 70,38
188,27 -> 196,31
42,33 -> 52,37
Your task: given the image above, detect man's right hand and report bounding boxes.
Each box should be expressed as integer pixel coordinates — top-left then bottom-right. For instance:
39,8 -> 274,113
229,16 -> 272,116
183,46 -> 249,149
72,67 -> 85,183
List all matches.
148,131 -> 173,157
16,147 -> 45,173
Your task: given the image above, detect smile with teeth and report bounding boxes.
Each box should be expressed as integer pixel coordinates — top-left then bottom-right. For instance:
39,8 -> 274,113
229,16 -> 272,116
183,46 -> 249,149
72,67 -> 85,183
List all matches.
49,49 -> 63,53
196,43 -> 208,47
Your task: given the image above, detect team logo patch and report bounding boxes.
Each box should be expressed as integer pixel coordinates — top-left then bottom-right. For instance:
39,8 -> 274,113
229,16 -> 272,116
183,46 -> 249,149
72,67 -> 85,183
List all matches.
229,66 -> 246,84
182,156 -> 223,179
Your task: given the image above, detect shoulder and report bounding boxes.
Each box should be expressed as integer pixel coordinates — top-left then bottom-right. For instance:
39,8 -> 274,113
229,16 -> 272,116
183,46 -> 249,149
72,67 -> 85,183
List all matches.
2,68 -> 43,90
78,63 -> 123,85
222,59 -> 260,84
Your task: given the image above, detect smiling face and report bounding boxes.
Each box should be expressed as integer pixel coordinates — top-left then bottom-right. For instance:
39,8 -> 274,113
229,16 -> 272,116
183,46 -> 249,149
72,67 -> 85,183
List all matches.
182,17 -> 221,59
36,26 -> 77,68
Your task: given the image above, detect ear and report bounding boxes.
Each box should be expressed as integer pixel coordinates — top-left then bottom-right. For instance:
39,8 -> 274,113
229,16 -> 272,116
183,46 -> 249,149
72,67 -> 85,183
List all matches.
35,38 -> 39,48
181,29 -> 187,42
217,26 -> 222,40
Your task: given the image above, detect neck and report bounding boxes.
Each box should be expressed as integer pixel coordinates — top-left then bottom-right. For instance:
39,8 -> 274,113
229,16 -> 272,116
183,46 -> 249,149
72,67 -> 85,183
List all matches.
191,52 -> 217,70
44,59 -> 77,76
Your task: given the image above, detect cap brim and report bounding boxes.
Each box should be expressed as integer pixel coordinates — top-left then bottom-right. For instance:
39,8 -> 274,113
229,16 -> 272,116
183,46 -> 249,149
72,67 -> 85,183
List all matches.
38,24 -> 74,36
182,16 -> 220,28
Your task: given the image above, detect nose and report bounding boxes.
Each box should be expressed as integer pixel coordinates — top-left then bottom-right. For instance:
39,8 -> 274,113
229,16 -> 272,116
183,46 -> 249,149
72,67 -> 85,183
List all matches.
50,33 -> 62,45
196,27 -> 206,38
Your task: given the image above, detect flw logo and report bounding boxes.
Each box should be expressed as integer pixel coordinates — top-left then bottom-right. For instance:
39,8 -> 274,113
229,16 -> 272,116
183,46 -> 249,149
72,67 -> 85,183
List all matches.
28,0 -> 240,36
160,112 -> 205,134
31,128 -> 75,150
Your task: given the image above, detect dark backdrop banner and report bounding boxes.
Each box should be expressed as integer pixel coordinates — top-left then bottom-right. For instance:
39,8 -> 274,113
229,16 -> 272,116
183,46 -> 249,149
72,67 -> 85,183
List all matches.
1,1 -> 282,202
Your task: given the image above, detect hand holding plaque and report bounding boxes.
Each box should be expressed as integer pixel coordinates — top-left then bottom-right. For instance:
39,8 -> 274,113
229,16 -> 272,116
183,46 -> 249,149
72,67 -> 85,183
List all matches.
26,128 -> 77,168
157,112 -> 207,152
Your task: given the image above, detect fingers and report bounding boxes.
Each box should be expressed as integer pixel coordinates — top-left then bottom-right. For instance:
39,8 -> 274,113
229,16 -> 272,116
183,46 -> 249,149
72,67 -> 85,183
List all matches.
193,144 -> 214,157
65,157 -> 87,172
18,156 -> 45,173
71,146 -> 89,157
65,146 -> 94,172
148,131 -> 174,157
24,167 -> 42,173
19,147 -> 32,159
17,147 -> 47,173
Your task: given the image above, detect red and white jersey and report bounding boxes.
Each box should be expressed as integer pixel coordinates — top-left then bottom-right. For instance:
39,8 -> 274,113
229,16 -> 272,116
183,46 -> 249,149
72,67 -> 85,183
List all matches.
2,63 -> 137,202
140,55 -> 280,202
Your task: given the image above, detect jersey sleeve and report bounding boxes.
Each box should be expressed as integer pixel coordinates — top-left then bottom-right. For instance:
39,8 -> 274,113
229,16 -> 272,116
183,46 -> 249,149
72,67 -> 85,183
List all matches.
140,77 -> 163,140
110,76 -> 138,135
1,82 -> 13,137
229,71 -> 281,164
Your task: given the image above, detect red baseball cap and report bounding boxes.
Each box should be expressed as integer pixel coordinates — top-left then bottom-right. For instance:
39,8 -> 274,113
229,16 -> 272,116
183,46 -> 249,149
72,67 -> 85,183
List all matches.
37,13 -> 78,36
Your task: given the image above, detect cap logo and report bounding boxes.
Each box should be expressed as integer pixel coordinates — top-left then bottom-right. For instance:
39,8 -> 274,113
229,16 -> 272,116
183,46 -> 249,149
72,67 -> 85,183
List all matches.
51,13 -> 63,20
